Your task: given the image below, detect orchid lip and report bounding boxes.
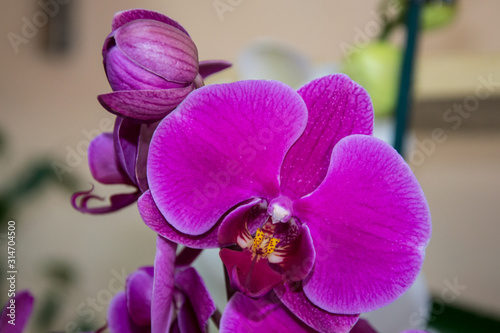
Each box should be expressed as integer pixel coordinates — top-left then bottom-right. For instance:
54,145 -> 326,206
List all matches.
235,215 -> 282,260
252,219 -> 281,257
220,204 -> 313,297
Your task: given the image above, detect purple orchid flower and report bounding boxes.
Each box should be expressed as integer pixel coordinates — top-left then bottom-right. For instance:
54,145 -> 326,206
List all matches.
73,9 -> 231,214
221,292 -> 358,332
98,9 -> 231,122
72,117 -> 155,213
108,236 -> 215,333
138,74 -> 431,332
220,294 -> 430,333
0,290 -> 34,333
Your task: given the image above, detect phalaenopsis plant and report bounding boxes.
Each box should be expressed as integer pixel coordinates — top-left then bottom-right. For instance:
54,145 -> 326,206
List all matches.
1,8 -> 431,333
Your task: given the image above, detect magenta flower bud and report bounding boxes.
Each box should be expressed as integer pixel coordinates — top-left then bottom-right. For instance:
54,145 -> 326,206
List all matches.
98,9 -> 231,122
103,16 -> 200,92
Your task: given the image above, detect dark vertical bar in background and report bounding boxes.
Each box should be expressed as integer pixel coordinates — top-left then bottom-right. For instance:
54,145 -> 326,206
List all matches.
393,0 -> 423,155
40,0 -> 75,55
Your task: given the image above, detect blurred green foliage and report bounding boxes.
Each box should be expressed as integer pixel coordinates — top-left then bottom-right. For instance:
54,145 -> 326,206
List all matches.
0,128 -> 104,331
0,134 -> 78,223
427,298 -> 500,332
342,41 -> 402,118
340,0 -> 457,118
422,1 -> 457,30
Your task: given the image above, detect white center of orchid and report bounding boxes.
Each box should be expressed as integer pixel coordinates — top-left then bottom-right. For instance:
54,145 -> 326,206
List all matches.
270,203 -> 291,224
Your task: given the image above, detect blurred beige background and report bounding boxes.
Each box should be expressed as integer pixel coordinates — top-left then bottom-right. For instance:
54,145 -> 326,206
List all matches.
1,0 -> 500,331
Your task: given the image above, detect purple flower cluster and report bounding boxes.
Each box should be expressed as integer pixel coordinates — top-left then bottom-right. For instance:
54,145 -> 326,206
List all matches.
70,8 -> 431,333
107,237 -> 215,333
71,9 -> 230,214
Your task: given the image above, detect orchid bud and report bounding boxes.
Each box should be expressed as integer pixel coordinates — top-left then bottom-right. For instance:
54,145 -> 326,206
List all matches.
103,12 -> 200,92
98,9 -> 230,122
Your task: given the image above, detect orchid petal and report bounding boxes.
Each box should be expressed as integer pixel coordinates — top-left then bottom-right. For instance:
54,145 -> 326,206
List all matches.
108,292 -> 150,333
89,133 -> 131,185
0,290 -> 34,333
111,9 -> 190,36
176,297 -> 201,333
147,81 -> 308,235
350,319 -> 378,333
126,267 -> 154,326
220,292 -> 316,333
115,20 -> 198,83
151,236 -> 177,333
220,249 -> 282,298
99,86 -> 195,122
175,267 -> 216,331
138,191 -> 220,249
280,74 -> 374,199
294,135 -> 431,314
198,60 -> 232,79
114,117 -> 140,185
275,283 -> 359,333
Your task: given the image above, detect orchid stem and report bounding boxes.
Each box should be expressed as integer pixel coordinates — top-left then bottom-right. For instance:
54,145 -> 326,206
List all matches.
174,247 -> 203,267
223,264 -> 236,301
393,0 -> 423,155
211,308 -> 222,329
378,0 -> 407,41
